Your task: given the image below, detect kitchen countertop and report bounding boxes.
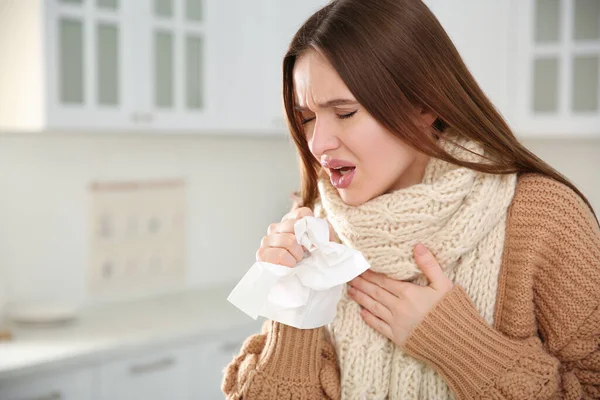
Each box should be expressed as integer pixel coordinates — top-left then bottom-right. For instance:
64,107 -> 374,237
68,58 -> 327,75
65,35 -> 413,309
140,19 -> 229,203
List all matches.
0,283 -> 260,381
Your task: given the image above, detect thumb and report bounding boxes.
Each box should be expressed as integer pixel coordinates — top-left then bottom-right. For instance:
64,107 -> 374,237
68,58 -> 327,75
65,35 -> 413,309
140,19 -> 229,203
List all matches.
413,243 -> 449,290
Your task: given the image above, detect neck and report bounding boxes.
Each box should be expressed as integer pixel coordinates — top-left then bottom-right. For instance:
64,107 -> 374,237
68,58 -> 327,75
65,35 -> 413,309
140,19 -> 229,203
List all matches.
388,153 -> 431,192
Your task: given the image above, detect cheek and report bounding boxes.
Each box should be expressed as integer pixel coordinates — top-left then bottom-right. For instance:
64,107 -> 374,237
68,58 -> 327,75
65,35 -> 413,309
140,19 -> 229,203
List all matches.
360,126 -> 412,167
359,129 -> 417,185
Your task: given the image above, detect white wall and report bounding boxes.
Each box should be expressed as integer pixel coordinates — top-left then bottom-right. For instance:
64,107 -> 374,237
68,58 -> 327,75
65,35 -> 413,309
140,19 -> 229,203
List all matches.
521,137 -> 600,211
0,133 -> 300,307
0,132 -> 598,310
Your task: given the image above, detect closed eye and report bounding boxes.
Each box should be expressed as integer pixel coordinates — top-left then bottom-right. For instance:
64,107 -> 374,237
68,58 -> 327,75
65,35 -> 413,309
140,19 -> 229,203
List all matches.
301,110 -> 357,125
338,110 -> 357,120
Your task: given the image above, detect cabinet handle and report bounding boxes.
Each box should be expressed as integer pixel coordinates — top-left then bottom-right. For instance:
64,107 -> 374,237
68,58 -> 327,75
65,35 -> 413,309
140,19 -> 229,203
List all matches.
129,356 -> 176,375
19,391 -> 62,400
131,112 -> 154,123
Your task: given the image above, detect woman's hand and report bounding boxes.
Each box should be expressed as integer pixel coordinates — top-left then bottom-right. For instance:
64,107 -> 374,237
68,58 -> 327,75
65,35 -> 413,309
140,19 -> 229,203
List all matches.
256,206 -> 337,268
347,243 -> 454,347
256,207 -> 314,267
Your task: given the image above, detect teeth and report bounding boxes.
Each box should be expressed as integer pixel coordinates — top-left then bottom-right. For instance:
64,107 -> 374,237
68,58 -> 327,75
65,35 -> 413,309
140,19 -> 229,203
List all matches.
340,169 -> 352,175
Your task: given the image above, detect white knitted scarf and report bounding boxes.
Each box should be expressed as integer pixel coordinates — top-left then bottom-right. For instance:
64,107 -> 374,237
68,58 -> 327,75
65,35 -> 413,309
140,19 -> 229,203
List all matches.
317,138 -> 517,399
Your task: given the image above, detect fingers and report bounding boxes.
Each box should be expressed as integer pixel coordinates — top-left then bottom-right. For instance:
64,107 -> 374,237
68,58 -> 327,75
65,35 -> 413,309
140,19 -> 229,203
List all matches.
271,207 -> 314,235
267,219 -> 296,235
413,243 -> 453,291
255,247 -> 297,267
358,269 -> 409,298
282,206 -> 313,221
348,276 -> 395,319
360,309 -> 393,340
258,207 -> 314,268
260,233 -> 305,261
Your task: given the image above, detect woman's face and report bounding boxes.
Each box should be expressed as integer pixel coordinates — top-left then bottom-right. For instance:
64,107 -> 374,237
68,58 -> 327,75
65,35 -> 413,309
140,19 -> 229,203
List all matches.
293,50 -> 435,206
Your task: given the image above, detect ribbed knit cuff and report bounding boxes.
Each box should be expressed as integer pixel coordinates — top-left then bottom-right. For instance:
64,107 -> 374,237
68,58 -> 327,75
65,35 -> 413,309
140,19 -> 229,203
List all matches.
257,321 -> 324,383
404,286 -> 523,398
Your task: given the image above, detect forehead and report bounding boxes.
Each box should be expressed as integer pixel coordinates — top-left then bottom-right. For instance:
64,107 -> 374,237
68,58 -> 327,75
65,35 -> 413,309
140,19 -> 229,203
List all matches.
293,50 -> 353,107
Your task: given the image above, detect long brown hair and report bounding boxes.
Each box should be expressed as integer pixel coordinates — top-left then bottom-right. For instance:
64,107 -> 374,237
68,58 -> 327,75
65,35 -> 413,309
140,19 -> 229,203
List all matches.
282,0 -> 598,224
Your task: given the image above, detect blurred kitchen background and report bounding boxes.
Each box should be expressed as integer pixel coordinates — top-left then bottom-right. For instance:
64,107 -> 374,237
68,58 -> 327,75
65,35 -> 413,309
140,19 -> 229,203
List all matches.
0,0 -> 598,399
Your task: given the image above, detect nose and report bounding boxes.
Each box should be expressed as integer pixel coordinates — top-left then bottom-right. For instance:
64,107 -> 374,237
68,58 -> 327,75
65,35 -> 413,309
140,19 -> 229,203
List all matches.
308,117 -> 341,158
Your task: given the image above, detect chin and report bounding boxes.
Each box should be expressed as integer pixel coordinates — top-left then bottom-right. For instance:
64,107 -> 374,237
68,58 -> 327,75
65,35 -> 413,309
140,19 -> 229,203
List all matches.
338,189 -> 371,207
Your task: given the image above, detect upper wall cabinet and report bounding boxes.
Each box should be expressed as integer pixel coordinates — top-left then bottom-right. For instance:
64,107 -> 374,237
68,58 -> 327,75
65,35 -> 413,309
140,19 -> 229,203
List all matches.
426,0 -> 599,138
0,0 -> 328,134
513,0 -> 600,137
0,0 -> 219,132
2,0 -> 597,137
46,0 -> 135,129
424,1 -> 514,128
260,0 -> 329,134
132,0 -> 214,131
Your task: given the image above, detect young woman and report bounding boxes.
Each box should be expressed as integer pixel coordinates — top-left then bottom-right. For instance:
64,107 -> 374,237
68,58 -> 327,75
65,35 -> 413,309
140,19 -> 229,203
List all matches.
222,1 -> 600,398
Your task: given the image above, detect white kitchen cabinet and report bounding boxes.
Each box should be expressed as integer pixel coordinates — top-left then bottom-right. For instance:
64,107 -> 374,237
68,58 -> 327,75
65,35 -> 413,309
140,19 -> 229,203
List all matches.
189,323 -> 261,399
0,0 -> 138,131
208,0 -> 272,133
0,326 -> 261,400
425,0 -> 599,138
0,0 -> 217,132
423,0 -> 514,128
261,0 -> 330,134
513,0 -> 600,137
128,0 -> 218,132
0,286 -> 259,400
97,323 -> 262,400
0,0 -> 330,134
0,367 -> 95,400
98,344 -> 193,400
44,0 -> 134,130
263,0 -> 598,138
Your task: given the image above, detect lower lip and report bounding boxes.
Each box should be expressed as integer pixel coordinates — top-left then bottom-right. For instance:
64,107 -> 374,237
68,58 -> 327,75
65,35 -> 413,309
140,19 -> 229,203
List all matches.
330,168 -> 356,189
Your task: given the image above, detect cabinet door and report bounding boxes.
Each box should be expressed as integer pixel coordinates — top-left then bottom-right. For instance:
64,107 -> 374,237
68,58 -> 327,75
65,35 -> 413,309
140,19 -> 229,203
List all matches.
45,0 -> 135,130
98,345 -> 191,400
0,368 -> 95,400
131,0 -> 219,131
262,0 -> 329,135
209,0 -> 271,133
424,0 -> 513,126
189,322 -> 262,399
513,0 -> 600,137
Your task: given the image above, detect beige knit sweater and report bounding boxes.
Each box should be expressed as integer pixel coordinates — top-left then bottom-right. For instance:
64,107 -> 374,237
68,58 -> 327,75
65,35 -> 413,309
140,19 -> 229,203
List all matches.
222,174 -> 600,399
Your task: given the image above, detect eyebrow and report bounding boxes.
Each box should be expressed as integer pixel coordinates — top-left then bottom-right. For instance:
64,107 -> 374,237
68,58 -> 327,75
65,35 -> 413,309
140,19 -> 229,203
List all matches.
295,99 -> 358,112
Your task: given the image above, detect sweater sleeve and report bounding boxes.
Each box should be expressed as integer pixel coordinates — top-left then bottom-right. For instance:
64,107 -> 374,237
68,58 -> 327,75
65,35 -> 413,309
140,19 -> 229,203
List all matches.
221,320 -> 341,400
404,176 -> 600,399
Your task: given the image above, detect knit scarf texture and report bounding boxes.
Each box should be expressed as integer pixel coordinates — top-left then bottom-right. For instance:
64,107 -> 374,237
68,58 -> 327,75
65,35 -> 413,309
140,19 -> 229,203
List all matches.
317,138 -> 517,399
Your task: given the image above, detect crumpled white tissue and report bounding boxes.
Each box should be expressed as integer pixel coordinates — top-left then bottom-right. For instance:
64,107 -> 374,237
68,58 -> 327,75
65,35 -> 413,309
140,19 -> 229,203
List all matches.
227,216 -> 370,329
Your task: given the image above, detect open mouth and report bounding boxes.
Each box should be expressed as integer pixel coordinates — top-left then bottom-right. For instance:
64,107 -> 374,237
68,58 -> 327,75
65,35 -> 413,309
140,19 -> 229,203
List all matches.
329,166 -> 356,189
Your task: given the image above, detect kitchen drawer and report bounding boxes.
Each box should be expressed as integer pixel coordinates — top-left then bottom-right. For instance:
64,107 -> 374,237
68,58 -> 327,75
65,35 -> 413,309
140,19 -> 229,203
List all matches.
0,367 -> 95,400
189,322 -> 262,399
98,345 -> 191,400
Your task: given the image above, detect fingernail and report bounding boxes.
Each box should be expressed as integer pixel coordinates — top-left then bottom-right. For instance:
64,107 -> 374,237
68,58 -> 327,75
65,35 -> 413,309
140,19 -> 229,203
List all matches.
415,243 -> 428,256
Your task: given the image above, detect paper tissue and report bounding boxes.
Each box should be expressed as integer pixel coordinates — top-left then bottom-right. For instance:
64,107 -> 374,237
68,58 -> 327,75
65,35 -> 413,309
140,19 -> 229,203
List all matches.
227,216 -> 370,329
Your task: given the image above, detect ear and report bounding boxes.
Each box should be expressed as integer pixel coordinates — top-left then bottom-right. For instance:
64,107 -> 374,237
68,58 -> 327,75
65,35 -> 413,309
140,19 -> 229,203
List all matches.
417,107 -> 438,127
